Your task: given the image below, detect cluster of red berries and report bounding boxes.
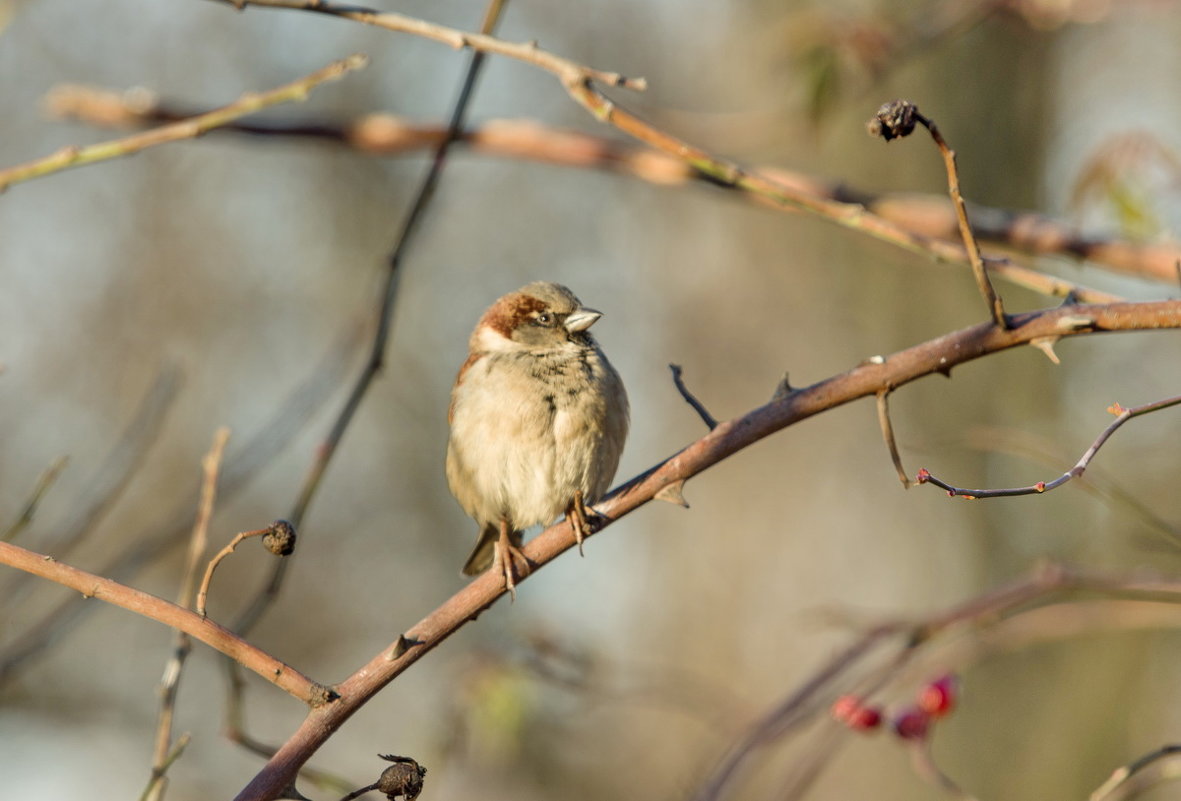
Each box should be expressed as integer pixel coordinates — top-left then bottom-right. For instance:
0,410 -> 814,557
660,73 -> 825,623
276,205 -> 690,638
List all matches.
830,674 -> 958,741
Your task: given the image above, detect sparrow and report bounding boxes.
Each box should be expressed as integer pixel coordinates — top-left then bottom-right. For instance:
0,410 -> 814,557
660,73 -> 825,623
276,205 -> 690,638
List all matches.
446,281 -> 629,597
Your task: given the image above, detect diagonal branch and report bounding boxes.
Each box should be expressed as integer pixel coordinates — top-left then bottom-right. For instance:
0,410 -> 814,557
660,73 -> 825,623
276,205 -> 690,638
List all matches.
48,92 -> 1181,291
233,298 -> 1181,801
0,55 -> 367,192
0,539 -> 327,704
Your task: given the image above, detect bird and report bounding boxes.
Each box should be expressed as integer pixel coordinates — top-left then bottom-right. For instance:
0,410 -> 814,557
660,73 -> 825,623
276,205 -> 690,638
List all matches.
445,281 -> 629,597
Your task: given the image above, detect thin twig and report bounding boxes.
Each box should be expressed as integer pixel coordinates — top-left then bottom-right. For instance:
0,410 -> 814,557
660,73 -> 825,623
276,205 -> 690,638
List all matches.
233,299 -> 1181,801
909,739 -> 979,801
0,539 -> 326,703
2,456 -> 68,543
211,0 -> 643,92
1091,744 -> 1181,801
670,364 -> 718,429
917,394 -> 1181,498
0,55 -> 367,192
876,390 -> 909,488
867,100 -> 1006,327
961,426 -> 1181,546
915,108 -> 1008,328
197,526 -> 274,618
143,429 -> 231,801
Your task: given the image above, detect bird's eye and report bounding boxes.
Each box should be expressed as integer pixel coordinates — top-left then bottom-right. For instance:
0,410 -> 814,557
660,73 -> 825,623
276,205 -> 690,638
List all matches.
534,312 -> 554,327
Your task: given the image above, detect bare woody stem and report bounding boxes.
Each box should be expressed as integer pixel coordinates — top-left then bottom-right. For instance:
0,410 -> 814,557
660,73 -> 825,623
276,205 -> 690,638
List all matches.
197,526 -> 273,618
915,109 -> 1008,329
0,54 -> 368,192
144,428 -> 231,801
917,394 -> 1181,498
233,298 -> 1181,801
911,108 -> 1006,328
866,99 -> 1007,327
0,540 -> 326,704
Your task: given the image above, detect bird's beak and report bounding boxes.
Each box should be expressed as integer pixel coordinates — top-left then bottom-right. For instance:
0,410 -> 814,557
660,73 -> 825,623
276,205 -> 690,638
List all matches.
564,307 -> 602,333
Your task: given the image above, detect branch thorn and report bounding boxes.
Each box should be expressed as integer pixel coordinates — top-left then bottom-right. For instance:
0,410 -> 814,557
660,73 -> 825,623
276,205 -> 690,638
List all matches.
655,480 -> 689,508
1029,336 -> 1062,364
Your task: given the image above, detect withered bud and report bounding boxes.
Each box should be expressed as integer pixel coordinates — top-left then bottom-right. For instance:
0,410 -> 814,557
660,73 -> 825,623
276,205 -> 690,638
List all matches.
375,755 -> 427,801
262,519 -> 297,556
867,99 -> 919,141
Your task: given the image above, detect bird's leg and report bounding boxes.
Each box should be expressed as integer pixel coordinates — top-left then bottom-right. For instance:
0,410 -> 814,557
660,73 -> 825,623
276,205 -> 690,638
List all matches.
566,490 -> 596,557
492,517 -> 530,600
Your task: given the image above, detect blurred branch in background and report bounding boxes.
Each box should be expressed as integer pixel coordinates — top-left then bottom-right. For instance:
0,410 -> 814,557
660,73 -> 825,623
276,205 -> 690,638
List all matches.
1,455 -> 68,544
143,427 -> 230,801
695,565 -> 1181,801
0,323 -> 363,686
0,366 -> 179,608
48,91 -> 1180,295
0,55 -> 368,191
201,0 -> 1171,300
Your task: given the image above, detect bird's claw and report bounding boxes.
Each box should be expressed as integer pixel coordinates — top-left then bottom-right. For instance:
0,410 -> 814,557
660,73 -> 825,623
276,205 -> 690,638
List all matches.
567,491 -> 598,557
493,532 -> 531,601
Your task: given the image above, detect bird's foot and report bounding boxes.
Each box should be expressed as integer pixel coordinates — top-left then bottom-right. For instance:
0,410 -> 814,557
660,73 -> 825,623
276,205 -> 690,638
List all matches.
493,524 -> 531,601
566,491 -> 600,557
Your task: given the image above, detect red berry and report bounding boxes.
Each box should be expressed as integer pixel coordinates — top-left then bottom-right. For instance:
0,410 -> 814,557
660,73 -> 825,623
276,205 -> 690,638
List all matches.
892,707 -> 930,740
831,694 -> 861,722
918,675 -> 958,717
847,705 -> 882,731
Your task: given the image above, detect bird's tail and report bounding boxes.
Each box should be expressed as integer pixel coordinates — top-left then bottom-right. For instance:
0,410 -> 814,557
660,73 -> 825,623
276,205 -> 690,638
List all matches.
461,523 -> 522,576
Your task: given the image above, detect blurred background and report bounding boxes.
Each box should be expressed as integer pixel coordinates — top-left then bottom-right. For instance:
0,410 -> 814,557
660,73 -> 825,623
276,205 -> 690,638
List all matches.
2,0 -> 1181,799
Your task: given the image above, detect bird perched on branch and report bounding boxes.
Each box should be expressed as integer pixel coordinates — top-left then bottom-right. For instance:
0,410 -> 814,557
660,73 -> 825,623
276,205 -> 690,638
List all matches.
446,281 -> 629,597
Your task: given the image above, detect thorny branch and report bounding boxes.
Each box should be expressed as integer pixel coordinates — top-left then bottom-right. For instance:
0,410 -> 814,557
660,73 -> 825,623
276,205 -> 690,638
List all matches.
233,298 -> 1181,801
917,394 -> 1181,499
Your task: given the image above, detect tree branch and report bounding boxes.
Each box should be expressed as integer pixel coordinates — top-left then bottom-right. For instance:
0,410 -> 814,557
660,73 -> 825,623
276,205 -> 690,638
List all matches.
233,298 -> 1181,801
0,540 -> 328,704
48,93 -> 1181,291
0,55 -> 367,191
